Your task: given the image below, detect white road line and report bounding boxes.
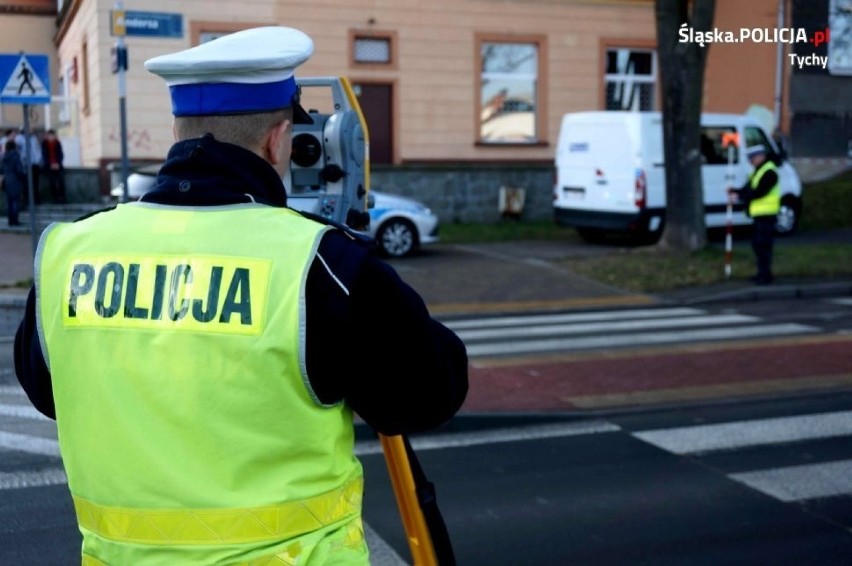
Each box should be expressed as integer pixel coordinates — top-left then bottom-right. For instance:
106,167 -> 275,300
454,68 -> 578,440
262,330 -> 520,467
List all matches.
0,403 -> 51,421
0,431 -> 60,457
830,298 -> 852,306
444,307 -> 705,330
354,420 -> 621,456
0,384 -> 26,396
730,459 -> 852,502
457,314 -> 758,342
633,410 -> 852,455
0,468 -> 67,490
465,323 -> 817,357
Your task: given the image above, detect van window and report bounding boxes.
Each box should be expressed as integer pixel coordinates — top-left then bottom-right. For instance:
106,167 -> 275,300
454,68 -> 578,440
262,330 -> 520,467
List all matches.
700,126 -> 738,165
745,126 -> 773,154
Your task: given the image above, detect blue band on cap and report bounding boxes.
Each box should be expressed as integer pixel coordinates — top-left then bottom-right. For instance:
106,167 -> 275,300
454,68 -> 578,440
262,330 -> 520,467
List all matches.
169,76 -> 297,116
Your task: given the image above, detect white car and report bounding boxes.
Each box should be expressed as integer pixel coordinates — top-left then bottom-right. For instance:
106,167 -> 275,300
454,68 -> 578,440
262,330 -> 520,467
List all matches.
112,167 -> 438,258
365,190 -> 439,257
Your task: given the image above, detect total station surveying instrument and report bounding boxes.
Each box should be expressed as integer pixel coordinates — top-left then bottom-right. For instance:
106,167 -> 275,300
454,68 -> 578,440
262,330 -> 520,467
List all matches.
289,77 -> 370,230
292,77 -> 455,566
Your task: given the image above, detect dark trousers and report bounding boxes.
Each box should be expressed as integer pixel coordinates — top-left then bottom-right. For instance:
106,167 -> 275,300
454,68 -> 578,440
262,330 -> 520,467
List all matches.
21,166 -> 41,207
752,216 -> 776,281
5,193 -> 21,225
45,167 -> 66,203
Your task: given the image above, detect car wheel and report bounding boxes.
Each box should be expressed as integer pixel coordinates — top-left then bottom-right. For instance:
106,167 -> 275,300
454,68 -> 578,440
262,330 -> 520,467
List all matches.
377,218 -> 418,257
775,196 -> 800,236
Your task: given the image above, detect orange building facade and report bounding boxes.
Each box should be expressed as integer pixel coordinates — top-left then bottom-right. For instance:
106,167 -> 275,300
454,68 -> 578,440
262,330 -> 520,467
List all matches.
0,0 -> 840,172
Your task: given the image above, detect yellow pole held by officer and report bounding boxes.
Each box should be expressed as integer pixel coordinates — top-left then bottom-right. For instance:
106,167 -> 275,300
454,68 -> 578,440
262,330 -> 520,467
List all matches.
341,76 -> 450,565
380,434 -> 439,565
722,132 -> 740,279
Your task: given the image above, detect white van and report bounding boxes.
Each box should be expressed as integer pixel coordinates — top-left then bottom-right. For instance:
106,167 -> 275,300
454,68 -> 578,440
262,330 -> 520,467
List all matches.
552,111 -> 803,243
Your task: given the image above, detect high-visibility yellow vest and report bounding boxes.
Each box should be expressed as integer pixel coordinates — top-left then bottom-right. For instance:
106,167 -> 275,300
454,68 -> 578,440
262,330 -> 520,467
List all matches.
748,160 -> 781,218
36,202 -> 368,565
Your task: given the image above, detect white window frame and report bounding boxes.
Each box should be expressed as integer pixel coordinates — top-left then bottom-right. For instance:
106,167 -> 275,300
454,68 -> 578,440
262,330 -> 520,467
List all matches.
478,39 -> 542,144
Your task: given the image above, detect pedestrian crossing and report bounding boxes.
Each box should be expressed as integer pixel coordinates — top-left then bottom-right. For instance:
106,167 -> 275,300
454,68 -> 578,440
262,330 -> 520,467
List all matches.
632,410 -> 852,504
1,383 -> 852,551
0,385 -> 63,490
442,306 -> 819,358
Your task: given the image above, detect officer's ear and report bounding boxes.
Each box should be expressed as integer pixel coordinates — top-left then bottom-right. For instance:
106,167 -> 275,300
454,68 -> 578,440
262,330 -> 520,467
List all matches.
263,118 -> 292,167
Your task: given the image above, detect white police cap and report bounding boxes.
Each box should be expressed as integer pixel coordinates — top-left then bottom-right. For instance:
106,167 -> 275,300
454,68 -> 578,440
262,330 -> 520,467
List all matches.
144,26 -> 314,122
745,144 -> 767,158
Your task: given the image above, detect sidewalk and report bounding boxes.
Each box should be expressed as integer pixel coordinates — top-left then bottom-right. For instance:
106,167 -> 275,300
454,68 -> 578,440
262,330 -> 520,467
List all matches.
0,231 -> 35,293
4,227 -> 852,326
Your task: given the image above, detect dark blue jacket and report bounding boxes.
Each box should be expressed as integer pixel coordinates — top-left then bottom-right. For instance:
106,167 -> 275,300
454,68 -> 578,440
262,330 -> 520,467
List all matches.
2,149 -> 26,197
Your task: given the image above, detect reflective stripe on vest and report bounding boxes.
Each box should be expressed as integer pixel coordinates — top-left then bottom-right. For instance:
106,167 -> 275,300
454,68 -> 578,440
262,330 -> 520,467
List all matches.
81,520 -> 365,566
748,160 -> 781,217
73,476 -> 362,545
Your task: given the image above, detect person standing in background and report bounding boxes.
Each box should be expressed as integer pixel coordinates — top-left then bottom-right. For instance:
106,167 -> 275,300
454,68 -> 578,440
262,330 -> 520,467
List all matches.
41,129 -> 66,203
0,129 -> 12,156
26,130 -> 42,204
2,139 -> 26,225
728,144 -> 781,285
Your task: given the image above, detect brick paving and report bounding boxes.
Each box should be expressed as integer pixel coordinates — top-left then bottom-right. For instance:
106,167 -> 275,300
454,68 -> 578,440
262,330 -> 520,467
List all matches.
464,337 -> 852,413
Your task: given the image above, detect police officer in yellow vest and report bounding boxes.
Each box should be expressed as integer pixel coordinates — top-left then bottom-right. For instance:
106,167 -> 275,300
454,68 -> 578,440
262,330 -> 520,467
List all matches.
728,144 -> 781,285
15,27 -> 468,565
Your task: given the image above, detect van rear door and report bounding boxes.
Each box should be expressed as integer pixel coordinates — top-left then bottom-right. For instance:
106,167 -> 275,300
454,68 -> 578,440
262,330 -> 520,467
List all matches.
554,118 -> 638,215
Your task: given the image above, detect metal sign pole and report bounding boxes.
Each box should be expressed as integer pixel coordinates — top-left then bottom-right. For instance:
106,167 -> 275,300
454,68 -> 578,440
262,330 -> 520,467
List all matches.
0,51 -> 51,258
23,104 -> 37,257
116,1 -> 130,202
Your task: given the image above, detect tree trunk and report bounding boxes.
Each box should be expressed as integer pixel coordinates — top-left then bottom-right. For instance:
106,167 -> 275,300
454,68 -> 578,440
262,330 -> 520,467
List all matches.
656,0 -> 715,252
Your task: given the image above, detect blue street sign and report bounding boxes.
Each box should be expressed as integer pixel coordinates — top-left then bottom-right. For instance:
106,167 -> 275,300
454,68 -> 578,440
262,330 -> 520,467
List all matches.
111,11 -> 183,38
0,53 -> 50,104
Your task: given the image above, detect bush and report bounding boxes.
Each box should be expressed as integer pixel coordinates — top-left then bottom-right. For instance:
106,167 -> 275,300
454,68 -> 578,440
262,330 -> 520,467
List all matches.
800,172 -> 852,231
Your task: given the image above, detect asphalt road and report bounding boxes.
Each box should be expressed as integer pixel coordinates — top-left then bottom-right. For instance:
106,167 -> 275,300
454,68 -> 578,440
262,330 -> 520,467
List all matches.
361,391 -> 852,565
2,391 -> 852,565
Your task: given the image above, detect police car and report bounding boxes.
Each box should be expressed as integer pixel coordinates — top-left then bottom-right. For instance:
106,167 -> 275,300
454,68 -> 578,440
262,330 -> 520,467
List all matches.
364,190 -> 439,258
111,166 -> 439,258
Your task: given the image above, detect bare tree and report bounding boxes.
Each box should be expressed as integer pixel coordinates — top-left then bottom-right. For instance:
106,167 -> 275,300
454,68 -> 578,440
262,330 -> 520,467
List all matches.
656,0 -> 716,252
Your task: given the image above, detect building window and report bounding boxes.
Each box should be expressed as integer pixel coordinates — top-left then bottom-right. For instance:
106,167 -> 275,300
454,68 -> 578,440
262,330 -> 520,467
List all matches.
199,31 -> 231,44
478,38 -> 543,144
190,21 -> 266,47
605,48 -> 656,111
354,37 -> 391,64
350,31 -> 396,69
829,0 -> 852,75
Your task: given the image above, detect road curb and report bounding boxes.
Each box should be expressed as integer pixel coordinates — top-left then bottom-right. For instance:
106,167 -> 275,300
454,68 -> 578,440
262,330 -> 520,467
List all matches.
661,280 -> 852,306
428,294 -> 656,317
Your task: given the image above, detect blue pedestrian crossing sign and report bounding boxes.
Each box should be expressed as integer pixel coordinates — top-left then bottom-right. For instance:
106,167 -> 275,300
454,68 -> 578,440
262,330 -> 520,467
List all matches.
0,53 -> 51,104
